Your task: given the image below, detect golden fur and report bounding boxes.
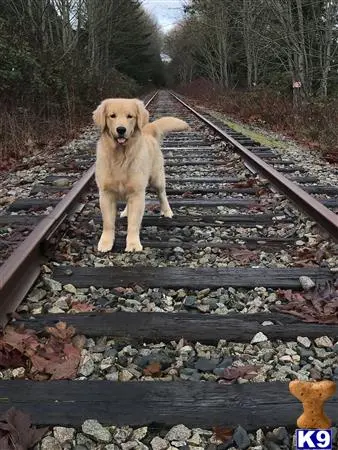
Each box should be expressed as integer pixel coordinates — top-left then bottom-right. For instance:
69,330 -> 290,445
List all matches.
93,97 -> 189,252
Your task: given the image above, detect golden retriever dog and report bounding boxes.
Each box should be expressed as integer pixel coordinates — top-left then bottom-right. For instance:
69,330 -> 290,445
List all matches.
93,97 -> 189,252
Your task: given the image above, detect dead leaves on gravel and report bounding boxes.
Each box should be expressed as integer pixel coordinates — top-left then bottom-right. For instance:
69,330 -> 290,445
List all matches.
276,285 -> 338,324
0,408 -> 48,450
0,322 -> 84,380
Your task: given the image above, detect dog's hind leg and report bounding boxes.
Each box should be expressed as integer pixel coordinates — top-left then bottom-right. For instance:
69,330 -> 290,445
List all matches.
152,171 -> 173,218
98,190 -> 117,252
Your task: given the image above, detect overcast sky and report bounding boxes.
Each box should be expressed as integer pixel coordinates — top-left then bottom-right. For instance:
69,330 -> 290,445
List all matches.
142,0 -> 185,32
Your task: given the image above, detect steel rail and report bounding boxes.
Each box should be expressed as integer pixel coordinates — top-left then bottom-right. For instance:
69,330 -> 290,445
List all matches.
170,91 -> 338,241
0,91 -> 158,327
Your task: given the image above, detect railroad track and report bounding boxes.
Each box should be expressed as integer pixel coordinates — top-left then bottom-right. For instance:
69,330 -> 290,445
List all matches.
0,91 -> 337,449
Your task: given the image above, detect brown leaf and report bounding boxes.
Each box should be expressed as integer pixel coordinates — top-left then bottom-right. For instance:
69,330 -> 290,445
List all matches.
0,407 -> 48,450
70,302 -> 94,312
143,362 -> 162,377
230,248 -> 258,264
220,365 -> 259,383
45,322 -> 76,342
276,285 -> 338,324
212,426 -> 233,443
0,344 -> 26,369
182,191 -> 194,198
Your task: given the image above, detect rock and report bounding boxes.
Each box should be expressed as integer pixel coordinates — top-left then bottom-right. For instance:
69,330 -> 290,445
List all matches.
44,277 -> 62,292
82,419 -> 112,443
48,306 -> 66,314
251,332 -> 268,344
299,276 -> 315,290
28,288 -> 47,302
132,427 -> 148,441
195,357 -> 219,372
151,436 -> 169,450
63,283 -> 77,294
233,426 -> 250,449
41,436 -> 62,450
53,427 -> 75,444
183,296 -> 197,308
12,367 -> 25,378
54,298 -> 69,310
273,427 -> 290,446
297,336 -> 312,348
333,342 -> 338,353
119,369 -> 134,381
100,357 -> 115,371
53,178 -> 71,187
188,433 -> 202,446
113,427 -> 133,444
165,424 -> 191,441
314,336 -> 333,348
78,351 -> 95,376
105,445 -> 120,450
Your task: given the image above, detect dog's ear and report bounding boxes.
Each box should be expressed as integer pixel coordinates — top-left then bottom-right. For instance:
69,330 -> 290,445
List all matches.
135,99 -> 149,130
93,100 -> 107,130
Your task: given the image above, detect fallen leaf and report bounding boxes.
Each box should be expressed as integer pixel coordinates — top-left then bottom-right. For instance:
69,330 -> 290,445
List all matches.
212,426 -> 233,443
143,362 -> 162,377
220,365 -> 259,383
276,285 -> 338,324
0,407 -> 48,450
182,191 -> 194,198
0,344 -> 26,369
0,322 -> 82,380
70,302 -> 94,312
45,322 -> 76,342
229,248 -> 258,264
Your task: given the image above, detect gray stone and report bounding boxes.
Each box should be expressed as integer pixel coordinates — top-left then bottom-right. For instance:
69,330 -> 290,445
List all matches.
299,276 -> 315,290
297,336 -> 312,348
48,306 -> 66,314
82,419 -> 112,443
165,424 -> 191,441
78,352 -> 95,376
150,436 -> 169,450
132,426 -> 148,441
233,425 -> 250,449
113,427 -> 133,444
315,336 -> 333,348
41,436 -> 62,450
44,277 -> 62,292
53,426 -> 75,444
195,357 -> 219,372
251,332 -> 268,344
64,283 -> 77,294
28,288 -> 47,303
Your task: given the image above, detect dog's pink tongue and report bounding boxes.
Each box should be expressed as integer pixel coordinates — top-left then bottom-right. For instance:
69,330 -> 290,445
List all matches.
117,138 -> 126,144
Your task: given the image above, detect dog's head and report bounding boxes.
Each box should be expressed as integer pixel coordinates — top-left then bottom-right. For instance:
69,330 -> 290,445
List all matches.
92,98 -> 149,146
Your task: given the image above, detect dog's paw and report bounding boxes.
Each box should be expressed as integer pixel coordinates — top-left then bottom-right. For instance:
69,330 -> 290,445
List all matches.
125,241 -> 143,252
161,208 -> 174,218
120,207 -> 128,218
98,234 -> 114,252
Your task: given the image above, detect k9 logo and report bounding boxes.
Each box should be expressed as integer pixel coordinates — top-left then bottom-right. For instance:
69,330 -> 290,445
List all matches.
296,429 -> 332,449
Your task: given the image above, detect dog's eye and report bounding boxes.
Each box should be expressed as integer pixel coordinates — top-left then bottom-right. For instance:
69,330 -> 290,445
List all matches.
127,114 -> 133,119
110,113 -> 116,118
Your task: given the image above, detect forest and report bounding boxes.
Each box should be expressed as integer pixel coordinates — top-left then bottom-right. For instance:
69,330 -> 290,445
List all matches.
1,0 -> 338,166
0,0 -> 164,165
166,0 -> 338,161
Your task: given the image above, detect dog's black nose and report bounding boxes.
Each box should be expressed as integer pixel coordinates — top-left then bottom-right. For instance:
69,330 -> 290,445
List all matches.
116,126 -> 126,135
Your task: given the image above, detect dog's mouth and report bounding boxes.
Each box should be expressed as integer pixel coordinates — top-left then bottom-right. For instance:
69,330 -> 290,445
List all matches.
116,137 -> 127,145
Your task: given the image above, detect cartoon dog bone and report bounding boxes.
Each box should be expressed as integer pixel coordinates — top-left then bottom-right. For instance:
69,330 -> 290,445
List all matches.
289,380 -> 336,429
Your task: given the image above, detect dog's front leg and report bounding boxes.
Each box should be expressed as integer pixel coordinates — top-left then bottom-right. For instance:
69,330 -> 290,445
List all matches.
125,192 -> 145,252
98,190 -> 117,252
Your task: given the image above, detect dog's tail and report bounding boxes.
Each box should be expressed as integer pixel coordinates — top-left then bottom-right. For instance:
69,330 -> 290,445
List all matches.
142,117 -> 189,140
